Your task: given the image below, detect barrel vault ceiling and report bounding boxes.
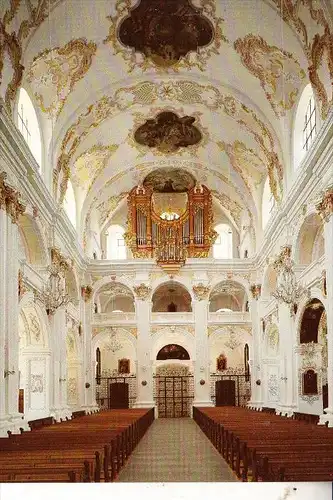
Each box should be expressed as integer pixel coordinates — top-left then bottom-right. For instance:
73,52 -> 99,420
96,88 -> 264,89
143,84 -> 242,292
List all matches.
1,0 -> 332,239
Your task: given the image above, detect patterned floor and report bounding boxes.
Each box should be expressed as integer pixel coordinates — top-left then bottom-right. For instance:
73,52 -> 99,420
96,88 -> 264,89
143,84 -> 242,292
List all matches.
117,418 -> 238,482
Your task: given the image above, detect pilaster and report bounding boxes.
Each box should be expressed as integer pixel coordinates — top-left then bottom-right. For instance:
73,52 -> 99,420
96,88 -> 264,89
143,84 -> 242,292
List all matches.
133,284 -> 155,408
192,284 -> 213,407
248,284 -> 263,408
316,188 -> 333,425
81,285 -> 98,412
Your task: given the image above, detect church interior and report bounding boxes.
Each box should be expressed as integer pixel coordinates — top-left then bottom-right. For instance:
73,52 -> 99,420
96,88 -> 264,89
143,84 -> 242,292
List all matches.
0,0 -> 333,486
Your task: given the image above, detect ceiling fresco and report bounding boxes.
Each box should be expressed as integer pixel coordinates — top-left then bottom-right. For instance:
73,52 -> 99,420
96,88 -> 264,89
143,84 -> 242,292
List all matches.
104,0 -> 226,72
117,0 -> 214,68
134,111 -> 202,154
143,168 -> 196,193
1,0 -> 332,243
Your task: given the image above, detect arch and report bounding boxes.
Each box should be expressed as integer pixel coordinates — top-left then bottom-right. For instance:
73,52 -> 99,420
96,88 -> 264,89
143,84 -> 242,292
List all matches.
63,180 -> 77,229
152,281 -> 192,312
106,224 -> 126,260
19,292 -> 51,348
294,213 -> 324,265
16,87 -> 42,169
94,281 -> 135,314
209,280 -> 248,312
152,328 -> 195,361
93,327 -> 137,376
213,223 -> 233,258
150,275 -> 194,301
299,298 -> 325,344
262,175 -> 275,230
17,212 -> 48,266
156,344 -> 190,361
261,264 -> 278,298
293,83 -> 317,170
92,276 -> 135,303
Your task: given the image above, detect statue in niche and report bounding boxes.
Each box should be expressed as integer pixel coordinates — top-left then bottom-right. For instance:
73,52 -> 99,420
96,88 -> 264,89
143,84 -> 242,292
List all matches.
217,353 -> 227,372
118,358 -> 130,374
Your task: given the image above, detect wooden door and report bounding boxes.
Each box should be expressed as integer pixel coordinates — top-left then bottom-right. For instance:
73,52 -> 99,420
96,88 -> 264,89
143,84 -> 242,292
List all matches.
215,380 -> 236,406
18,389 -> 24,413
109,382 -> 129,409
323,383 -> 328,410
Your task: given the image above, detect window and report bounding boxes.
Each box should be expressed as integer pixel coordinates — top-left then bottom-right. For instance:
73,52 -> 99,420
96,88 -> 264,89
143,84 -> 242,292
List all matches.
294,84 -> 317,169
213,224 -> 232,259
63,180 -> 77,229
17,88 -> 42,168
262,176 -> 275,230
106,225 -> 126,259
303,96 -> 316,153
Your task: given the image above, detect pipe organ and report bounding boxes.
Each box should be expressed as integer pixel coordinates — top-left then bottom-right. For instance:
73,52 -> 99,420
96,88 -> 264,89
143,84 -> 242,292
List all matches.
124,183 -> 217,270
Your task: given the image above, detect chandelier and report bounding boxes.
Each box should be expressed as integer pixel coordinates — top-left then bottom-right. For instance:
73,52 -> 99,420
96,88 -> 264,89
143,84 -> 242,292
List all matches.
40,263 -> 70,315
104,328 -> 122,353
272,246 -> 307,313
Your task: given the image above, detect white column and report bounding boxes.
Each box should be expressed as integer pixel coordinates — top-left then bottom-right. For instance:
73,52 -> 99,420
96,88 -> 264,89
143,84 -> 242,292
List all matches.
276,302 -> 296,416
193,297 -> 213,407
81,291 -> 97,412
248,285 -> 263,408
6,217 -> 22,427
49,307 -> 71,421
133,297 -> 154,408
317,189 -> 333,425
0,206 -> 11,434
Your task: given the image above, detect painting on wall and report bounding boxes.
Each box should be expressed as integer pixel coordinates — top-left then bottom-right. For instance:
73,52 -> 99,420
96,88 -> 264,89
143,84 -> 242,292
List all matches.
118,358 -> 130,374
216,353 -> 227,371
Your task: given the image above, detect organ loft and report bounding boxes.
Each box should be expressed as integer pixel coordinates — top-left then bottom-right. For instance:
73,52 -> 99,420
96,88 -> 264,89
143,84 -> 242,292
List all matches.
124,169 -> 217,273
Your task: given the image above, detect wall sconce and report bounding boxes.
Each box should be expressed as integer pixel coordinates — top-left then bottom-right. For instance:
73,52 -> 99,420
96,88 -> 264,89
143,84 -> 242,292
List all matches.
280,376 -> 288,382
85,382 -> 91,389
4,369 -> 15,378
59,377 -> 67,383
141,380 -> 147,386
199,379 -> 205,385
256,379 -> 261,386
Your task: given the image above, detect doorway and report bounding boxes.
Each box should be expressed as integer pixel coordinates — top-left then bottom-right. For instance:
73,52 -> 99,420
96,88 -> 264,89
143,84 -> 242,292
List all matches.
215,380 -> 236,406
154,364 -> 194,417
109,381 -> 129,409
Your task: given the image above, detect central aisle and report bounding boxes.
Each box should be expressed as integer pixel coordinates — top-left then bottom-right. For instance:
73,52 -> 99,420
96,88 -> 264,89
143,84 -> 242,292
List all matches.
117,417 -> 237,482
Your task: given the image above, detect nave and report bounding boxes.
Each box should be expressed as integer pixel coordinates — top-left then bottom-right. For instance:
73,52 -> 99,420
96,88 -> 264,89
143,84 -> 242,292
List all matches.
117,418 -> 236,482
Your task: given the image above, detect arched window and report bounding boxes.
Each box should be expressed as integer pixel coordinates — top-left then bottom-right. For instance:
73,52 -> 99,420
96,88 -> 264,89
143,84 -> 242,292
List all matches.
63,180 -> 77,229
17,88 -> 42,168
294,84 -> 317,169
213,224 -> 232,259
262,176 -> 274,229
106,225 -> 126,260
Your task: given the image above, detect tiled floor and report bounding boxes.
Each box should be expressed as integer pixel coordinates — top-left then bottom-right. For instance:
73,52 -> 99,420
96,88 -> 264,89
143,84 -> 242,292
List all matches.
117,418 -> 238,482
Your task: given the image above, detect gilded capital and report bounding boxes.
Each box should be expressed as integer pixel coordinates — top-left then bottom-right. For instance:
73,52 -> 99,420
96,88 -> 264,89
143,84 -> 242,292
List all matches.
134,283 -> 151,300
18,270 -> 26,300
316,188 -> 333,222
250,284 -> 261,300
193,283 -> 210,301
81,285 -> 93,302
0,171 -> 25,223
50,247 -> 69,276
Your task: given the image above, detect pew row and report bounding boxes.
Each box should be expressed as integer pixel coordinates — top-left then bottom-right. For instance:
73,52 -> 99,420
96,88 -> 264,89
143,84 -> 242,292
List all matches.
0,408 -> 154,482
193,406 -> 333,482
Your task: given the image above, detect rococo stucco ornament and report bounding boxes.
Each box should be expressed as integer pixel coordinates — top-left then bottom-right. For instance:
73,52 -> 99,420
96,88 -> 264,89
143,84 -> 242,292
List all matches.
316,187 -> 333,222
133,283 -> 151,300
81,285 -> 93,302
134,111 -> 202,154
0,171 -> 25,223
250,284 -> 261,300
192,283 -> 210,301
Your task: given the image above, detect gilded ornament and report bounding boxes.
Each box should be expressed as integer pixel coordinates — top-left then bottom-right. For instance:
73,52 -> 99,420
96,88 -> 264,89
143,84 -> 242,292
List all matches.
81,285 -> 93,302
0,171 -> 25,222
18,269 -> 26,300
193,283 -> 210,301
316,188 -> 333,222
250,284 -> 261,300
133,283 -> 151,300
234,34 -> 306,117
27,38 -> 97,118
